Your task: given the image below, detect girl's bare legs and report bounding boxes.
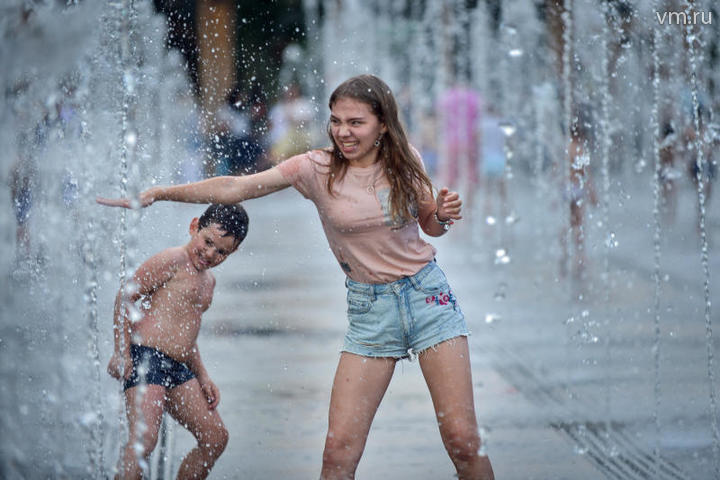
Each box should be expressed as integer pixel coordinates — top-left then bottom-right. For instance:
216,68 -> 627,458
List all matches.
166,379 -> 229,480
118,385 -> 166,480
419,337 -> 494,480
320,353 -> 396,480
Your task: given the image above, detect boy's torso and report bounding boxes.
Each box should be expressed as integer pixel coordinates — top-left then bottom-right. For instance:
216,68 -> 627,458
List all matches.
133,248 -> 215,363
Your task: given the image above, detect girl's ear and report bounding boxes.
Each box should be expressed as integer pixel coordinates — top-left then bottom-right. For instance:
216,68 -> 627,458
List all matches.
189,217 -> 200,235
380,122 -> 388,134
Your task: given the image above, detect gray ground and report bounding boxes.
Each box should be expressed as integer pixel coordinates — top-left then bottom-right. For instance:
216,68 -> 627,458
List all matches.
173,174 -> 719,479
2,172 -> 719,479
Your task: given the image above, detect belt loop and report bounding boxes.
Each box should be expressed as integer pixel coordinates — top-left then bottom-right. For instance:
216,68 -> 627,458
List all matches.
409,272 -> 420,290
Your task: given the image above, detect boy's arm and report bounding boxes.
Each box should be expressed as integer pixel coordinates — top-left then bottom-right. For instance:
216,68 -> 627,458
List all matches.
97,166 -> 291,208
107,249 -> 181,380
186,343 -> 220,409
106,288 -> 135,380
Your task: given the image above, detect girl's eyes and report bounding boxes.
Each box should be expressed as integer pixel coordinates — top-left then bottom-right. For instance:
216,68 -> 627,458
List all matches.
330,119 -> 363,126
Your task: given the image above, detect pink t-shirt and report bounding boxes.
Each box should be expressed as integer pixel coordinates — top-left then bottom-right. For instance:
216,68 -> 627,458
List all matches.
277,150 -> 436,284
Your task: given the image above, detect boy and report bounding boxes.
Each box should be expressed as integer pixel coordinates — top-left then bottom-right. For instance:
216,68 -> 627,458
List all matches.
107,204 -> 249,480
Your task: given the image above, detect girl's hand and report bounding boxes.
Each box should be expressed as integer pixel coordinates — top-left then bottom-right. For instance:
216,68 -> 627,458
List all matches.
200,378 -> 221,409
96,186 -> 161,209
435,187 -> 463,222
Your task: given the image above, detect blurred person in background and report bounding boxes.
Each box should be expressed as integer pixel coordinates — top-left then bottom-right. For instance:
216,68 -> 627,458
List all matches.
560,107 -> 598,282
9,133 -> 36,263
267,82 -> 313,167
437,83 -> 482,226
479,102 -> 507,244
213,83 -> 268,176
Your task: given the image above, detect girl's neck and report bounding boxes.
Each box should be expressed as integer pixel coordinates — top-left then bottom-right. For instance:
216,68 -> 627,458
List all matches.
347,151 -> 380,169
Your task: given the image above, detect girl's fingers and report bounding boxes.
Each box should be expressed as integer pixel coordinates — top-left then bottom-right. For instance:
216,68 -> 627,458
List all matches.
96,196 -> 129,208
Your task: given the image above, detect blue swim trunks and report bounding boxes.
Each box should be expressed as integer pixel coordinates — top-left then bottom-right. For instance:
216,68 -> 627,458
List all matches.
342,261 -> 469,359
124,344 -> 196,391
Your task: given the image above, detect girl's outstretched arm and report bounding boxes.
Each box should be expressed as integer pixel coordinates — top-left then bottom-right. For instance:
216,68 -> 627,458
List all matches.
96,166 -> 291,208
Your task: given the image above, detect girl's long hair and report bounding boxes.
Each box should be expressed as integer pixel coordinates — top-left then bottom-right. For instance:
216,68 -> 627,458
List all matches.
326,75 -> 434,222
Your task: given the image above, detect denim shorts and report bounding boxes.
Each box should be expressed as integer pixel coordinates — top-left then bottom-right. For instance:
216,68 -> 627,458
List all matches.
342,261 -> 468,359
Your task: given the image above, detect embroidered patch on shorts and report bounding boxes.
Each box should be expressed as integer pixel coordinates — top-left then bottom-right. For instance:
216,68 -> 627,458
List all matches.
425,290 -> 457,308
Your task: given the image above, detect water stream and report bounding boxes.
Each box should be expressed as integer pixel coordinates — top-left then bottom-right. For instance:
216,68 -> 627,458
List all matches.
683,0 -> 720,474
1,0 -> 718,477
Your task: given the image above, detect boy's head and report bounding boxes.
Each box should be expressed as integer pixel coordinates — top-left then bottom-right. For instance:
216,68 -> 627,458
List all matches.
188,204 -> 249,270
199,204 -> 249,243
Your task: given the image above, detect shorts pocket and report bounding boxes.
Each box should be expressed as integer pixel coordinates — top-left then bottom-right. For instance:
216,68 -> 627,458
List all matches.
416,265 -> 450,294
347,290 -> 373,315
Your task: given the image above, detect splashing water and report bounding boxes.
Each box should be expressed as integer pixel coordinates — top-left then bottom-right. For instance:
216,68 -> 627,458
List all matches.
1,1 -> 195,476
684,1 -> 720,474
650,1 -> 665,473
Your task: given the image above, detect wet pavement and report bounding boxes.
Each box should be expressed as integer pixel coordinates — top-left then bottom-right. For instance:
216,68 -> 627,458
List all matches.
151,173 -> 719,479
2,172 -> 718,479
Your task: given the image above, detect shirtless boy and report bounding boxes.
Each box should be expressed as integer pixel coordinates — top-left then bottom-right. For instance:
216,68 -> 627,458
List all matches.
107,204 -> 248,479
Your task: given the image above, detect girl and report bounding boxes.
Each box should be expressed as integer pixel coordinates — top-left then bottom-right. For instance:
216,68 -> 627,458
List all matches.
98,74 -> 494,480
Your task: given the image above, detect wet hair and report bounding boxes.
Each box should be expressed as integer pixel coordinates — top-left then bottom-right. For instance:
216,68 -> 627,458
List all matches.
326,74 -> 434,222
198,204 -> 249,245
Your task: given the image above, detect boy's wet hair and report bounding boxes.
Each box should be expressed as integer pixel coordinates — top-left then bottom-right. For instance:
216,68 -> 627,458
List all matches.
198,204 -> 249,244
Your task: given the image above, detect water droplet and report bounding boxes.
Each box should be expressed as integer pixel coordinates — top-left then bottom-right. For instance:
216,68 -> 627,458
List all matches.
494,249 -> 511,265
124,131 -> 137,147
79,411 -> 98,427
129,306 -> 143,323
501,25 -> 517,36
486,216 -> 496,226
572,153 -> 590,169
499,121 -> 516,137
477,425 -> 491,456
508,48 -> 524,58
493,282 -> 507,301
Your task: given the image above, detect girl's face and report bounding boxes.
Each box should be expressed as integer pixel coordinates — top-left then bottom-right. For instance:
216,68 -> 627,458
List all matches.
330,97 -> 387,167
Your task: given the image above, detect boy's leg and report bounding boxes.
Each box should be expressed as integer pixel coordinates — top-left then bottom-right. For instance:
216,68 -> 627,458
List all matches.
120,385 -> 166,480
321,353 -> 396,480
418,337 -> 494,480
166,378 -> 229,480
